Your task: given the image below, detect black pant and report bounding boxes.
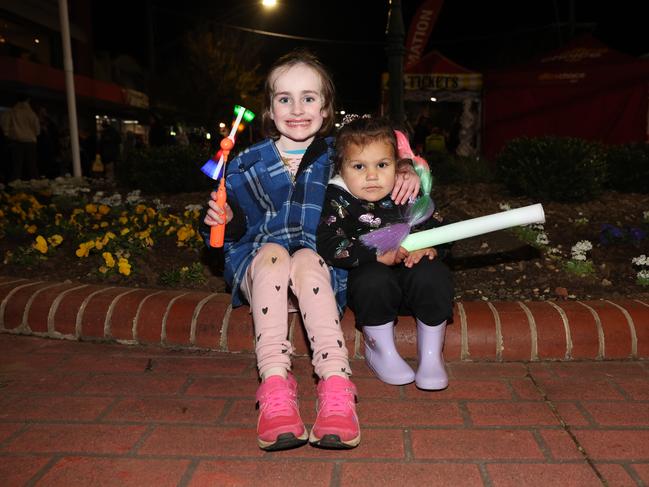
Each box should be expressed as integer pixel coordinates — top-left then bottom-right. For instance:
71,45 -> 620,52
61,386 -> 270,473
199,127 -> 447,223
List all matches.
347,258 -> 454,328
9,141 -> 38,181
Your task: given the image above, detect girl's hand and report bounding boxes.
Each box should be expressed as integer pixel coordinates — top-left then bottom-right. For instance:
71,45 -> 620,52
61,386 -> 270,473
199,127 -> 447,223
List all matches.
377,246 -> 409,266
404,247 -> 437,268
204,191 -> 233,226
392,163 -> 421,205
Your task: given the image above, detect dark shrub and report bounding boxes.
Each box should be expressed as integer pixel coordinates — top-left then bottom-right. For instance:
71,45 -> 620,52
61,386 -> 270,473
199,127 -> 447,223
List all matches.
429,153 -> 495,185
117,145 -> 214,194
496,137 -> 606,202
605,143 -> 649,194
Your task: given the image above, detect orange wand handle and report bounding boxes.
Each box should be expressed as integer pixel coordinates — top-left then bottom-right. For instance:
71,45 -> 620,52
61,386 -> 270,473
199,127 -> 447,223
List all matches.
210,178 -> 227,247
209,137 -> 234,248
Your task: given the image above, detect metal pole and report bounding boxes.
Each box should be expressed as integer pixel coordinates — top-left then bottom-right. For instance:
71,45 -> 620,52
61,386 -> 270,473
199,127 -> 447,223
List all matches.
386,0 -> 406,127
58,0 -> 82,177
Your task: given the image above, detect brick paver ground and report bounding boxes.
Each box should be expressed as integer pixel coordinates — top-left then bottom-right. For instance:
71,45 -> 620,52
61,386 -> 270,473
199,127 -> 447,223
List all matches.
1,334 -> 648,486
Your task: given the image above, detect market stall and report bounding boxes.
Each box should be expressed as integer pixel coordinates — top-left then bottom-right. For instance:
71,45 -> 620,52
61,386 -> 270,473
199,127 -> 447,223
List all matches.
382,50 -> 483,156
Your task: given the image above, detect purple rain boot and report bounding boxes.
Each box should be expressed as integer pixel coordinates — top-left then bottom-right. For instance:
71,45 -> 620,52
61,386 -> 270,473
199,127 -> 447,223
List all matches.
415,319 -> 448,390
363,322 -> 415,385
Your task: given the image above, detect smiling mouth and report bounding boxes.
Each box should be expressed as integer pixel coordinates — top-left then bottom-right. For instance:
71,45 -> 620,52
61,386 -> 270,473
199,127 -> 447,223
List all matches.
286,120 -> 310,126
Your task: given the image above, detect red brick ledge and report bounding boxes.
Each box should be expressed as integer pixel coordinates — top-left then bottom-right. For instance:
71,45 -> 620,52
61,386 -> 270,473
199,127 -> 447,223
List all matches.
1,276 -> 648,361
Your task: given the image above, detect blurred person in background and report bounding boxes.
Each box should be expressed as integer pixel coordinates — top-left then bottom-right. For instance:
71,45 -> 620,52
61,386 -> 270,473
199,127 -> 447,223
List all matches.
0,95 -> 40,181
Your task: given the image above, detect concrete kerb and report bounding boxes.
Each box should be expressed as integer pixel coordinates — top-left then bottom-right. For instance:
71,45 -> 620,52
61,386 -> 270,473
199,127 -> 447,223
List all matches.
1,276 -> 648,361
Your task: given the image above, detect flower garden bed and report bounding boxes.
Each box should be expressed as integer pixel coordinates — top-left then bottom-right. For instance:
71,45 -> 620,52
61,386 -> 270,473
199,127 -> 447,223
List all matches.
1,177 -> 648,302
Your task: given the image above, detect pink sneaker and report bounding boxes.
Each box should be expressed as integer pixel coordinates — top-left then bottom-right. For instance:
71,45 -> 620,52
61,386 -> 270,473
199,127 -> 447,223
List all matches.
309,375 -> 361,449
255,374 -> 308,451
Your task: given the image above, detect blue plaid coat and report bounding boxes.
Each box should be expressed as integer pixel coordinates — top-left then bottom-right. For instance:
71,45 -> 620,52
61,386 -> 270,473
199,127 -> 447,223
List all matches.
218,137 -> 348,314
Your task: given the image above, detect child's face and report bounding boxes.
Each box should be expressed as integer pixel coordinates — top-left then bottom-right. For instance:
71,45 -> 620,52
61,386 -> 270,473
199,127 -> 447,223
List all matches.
269,63 -> 326,147
340,139 -> 396,202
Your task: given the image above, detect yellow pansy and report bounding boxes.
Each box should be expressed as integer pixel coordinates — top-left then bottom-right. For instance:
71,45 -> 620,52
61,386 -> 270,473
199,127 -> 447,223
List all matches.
85,203 -> 98,214
75,241 -> 95,258
176,225 -> 194,242
47,234 -> 63,247
98,204 -> 110,215
136,228 -> 153,246
101,232 -> 116,246
118,257 -> 131,276
118,216 -> 128,225
102,252 -> 115,268
33,235 -> 48,254
135,204 -> 146,214
25,224 -> 37,234
11,206 -> 27,220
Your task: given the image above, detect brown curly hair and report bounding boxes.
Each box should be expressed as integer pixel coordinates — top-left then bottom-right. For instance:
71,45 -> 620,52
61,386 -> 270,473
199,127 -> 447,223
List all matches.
334,117 -> 398,174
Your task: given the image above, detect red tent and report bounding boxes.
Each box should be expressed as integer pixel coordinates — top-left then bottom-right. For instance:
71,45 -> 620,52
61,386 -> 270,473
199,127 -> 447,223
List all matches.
483,35 -> 649,160
405,49 -> 479,76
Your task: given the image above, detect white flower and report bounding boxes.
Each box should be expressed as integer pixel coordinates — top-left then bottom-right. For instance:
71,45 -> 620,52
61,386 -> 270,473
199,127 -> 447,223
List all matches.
536,232 -> 549,245
632,254 -> 649,267
153,198 -> 170,210
499,202 -> 511,211
98,193 -> 123,207
571,240 -> 592,260
126,190 -> 145,205
576,240 -> 592,251
638,269 -> 649,280
643,211 -> 649,222
184,204 -> 202,212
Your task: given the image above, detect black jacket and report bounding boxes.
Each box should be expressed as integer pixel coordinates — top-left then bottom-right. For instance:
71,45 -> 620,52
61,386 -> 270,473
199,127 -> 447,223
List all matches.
316,178 -> 450,269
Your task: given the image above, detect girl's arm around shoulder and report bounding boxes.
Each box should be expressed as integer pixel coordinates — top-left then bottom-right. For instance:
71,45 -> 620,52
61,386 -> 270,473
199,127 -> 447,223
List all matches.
392,157 -> 430,204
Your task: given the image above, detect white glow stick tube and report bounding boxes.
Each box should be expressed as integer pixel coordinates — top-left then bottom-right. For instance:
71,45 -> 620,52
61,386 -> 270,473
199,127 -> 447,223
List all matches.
401,203 -> 545,252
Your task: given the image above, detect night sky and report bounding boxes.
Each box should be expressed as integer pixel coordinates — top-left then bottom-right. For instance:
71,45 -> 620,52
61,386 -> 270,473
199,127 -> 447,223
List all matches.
92,0 -> 649,114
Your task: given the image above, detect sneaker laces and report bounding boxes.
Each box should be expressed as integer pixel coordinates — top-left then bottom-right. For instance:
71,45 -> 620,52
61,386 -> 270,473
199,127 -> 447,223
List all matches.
259,384 -> 297,418
320,382 -> 355,416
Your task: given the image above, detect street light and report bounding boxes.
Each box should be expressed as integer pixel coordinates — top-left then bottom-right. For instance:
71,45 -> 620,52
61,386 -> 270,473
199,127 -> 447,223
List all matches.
261,0 -> 277,8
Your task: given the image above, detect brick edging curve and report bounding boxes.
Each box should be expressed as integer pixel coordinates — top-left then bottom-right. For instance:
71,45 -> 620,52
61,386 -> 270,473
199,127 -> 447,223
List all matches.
1,276 -> 648,361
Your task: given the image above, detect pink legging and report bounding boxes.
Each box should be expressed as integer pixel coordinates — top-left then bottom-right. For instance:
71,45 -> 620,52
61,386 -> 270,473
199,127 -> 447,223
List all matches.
241,243 -> 351,379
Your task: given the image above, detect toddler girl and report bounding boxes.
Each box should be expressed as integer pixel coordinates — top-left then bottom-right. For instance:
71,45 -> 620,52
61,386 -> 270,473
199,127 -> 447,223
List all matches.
317,117 -> 454,390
